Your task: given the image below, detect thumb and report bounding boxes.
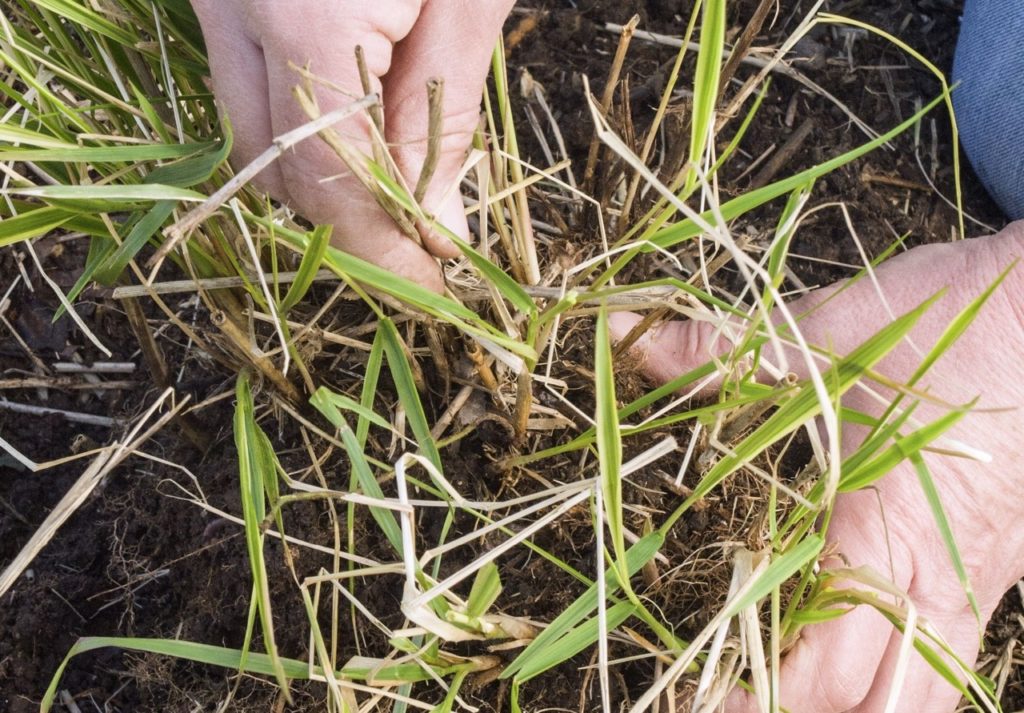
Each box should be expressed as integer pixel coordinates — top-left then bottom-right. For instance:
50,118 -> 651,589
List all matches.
723,499 -> 915,713
608,311 -> 755,390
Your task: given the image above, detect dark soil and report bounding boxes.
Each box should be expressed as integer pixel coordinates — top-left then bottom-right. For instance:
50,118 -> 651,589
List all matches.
2,1 -> 1021,711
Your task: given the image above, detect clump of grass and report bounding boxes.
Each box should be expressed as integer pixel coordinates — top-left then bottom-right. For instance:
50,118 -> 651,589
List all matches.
0,0 -> 1001,711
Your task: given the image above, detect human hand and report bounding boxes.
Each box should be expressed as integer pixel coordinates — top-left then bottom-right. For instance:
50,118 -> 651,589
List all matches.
610,222 -> 1024,711
191,0 -> 515,291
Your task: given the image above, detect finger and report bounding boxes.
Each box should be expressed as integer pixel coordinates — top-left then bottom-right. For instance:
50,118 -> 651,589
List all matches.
606,282 -> 850,393
190,0 -> 286,197
253,1 -> 447,290
726,494 -> 915,713
851,609 -> 983,713
608,311 -> 735,387
385,0 -> 516,257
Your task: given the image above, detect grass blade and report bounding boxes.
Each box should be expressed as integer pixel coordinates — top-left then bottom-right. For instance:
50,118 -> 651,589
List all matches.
234,373 -> 291,699
502,531 -> 664,680
380,318 -> 443,471
684,0 -> 725,194
281,225 -> 331,313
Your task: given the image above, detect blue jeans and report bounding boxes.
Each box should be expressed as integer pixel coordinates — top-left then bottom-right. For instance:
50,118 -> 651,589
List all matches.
953,0 -> 1024,219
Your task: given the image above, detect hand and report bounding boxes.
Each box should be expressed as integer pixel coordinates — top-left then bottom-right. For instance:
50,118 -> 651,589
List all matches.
191,0 -> 515,291
610,222 -> 1024,712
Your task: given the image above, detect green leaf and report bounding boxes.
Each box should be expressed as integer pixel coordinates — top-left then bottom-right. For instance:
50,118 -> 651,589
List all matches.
466,562 -> 502,619
840,407 -> 967,492
310,386 -> 392,434
595,92 -> 947,287
28,0 -> 137,46
665,291 -> 942,530
513,601 -> 635,682
309,387 -> 404,553
910,452 -> 981,625
367,162 -> 537,319
42,637 -> 315,712
684,0 -> 726,194
0,142 -> 218,163
233,374 -> 290,699
595,307 -> 626,570
0,124 -> 78,149
281,225 -> 330,312
94,200 -> 176,284
0,207 -> 75,246
265,217 -> 537,362
722,536 -> 824,619
654,96 -> 944,251
380,318 -> 443,472
4,183 -> 205,202
143,134 -> 231,187
502,531 -> 664,680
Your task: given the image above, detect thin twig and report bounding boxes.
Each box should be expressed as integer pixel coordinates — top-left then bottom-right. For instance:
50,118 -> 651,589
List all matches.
0,377 -> 136,390
583,16 -> 639,193
414,77 -> 444,204
0,399 -> 118,427
53,361 -> 136,374
719,0 -> 776,91
749,117 -> 814,189
110,270 -> 343,298
355,45 -> 385,138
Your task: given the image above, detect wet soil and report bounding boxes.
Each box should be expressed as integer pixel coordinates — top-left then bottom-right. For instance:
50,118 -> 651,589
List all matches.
2,1 -> 1021,711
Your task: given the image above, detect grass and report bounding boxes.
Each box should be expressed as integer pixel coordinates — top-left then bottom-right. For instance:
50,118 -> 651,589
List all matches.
0,0 -> 1006,711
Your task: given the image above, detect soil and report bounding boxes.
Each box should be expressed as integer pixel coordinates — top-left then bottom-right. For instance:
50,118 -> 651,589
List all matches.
2,1 -> 1021,712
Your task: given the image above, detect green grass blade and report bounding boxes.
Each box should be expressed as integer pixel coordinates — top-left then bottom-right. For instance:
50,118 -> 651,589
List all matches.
431,669 -> 470,713
312,386 -> 393,433
94,200 -> 177,283
281,225 -> 330,313
910,453 -> 981,627
309,387 -> 404,553
0,207 -> 75,246
234,374 -> 291,699
707,78 -> 771,178
26,0 -> 137,45
595,306 -> 627,572
0,123 -> 81,149
721,536 -> 824,619
594,92 -> 946,287
5,183 -> 205,202
652,95 -> 943,251
513,601 -> 635,683
839,407 -> 968,492
836,403 -> 918,480
684,0 -> 726,194
466,562 -> 502,619
502,531 -> 664,680
662,292 -> 943,532
0,142 -> 218,162
380,318 -> 443,471
143,132 -> 231,187
366,163 -> 536,318
909,266 -> 1013,388
267,218 -> 537,361
41,636 -> 315,712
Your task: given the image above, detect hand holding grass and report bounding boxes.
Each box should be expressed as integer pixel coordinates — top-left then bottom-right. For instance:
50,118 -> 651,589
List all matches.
191,0 -> 514,291
611,222 -> 1024,712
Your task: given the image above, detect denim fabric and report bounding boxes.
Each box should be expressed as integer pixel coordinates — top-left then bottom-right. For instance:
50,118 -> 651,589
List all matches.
953,0 -> 1024,219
